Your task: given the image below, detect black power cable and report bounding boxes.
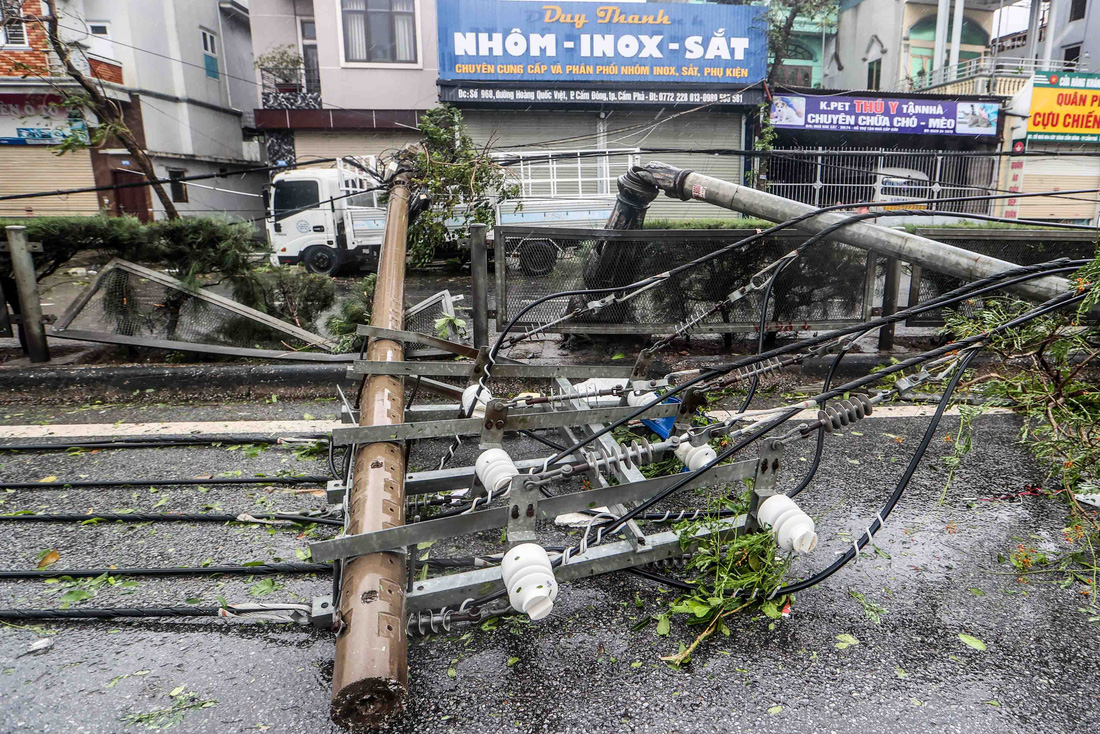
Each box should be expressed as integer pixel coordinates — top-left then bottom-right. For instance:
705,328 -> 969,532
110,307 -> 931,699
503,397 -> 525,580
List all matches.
458,288 -> 1086,614
508,258 -> 1088,482
0,562 -> 331,580
0,606 -> 227,621
776,350 -> 979,596
424,259 -> 1087,520
440,186 -> 1091,472
0,512 -> 343,526
0,435 -> 328,452
0,475 -> 331,490
0,157 -> 338,202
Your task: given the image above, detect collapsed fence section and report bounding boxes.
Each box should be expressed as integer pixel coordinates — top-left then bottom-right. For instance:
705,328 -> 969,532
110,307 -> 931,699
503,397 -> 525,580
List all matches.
494,226 -> 1097,338
903,229 -> 1100,325
494,227 -> 877,336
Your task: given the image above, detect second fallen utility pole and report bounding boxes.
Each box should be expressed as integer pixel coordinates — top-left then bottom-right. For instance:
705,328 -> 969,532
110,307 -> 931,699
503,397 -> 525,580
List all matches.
330,172 -> 412,730
611,162 -> 1077,306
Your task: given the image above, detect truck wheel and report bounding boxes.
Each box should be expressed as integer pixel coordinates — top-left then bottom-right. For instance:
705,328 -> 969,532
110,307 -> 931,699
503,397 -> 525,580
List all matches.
302,246 -> 344,276
517,239 -> 557,276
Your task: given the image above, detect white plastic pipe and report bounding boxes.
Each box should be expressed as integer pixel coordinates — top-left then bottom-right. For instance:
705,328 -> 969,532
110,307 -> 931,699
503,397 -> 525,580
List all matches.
500,543 -> 559,620
475,448 -> 519,493
757,495 -> 818,554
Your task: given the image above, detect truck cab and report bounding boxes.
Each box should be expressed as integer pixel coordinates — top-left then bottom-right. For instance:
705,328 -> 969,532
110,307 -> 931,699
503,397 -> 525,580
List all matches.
267,159 -> 385,275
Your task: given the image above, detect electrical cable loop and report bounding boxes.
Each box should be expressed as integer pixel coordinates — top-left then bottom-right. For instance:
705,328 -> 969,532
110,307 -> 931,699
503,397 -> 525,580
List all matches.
406,597 -> 477,636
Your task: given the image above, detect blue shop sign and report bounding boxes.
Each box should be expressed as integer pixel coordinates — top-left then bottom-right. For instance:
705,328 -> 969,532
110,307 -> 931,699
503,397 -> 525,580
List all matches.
437,0 -> 768,86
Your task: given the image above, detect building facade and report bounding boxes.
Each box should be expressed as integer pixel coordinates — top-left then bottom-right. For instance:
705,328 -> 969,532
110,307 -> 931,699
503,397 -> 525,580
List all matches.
825,0 -> 1000,92
0,0 -> 264,221
995,0 -> 1098,71
251,0 -> 770,221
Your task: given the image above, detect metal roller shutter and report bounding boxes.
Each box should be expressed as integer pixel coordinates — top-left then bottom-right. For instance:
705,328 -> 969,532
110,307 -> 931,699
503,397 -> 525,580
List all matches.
463,111 -> 603,198
463,109 -> 744,220
608,110 -> 744,221
1015,146 -> 1100,222
0,147 -> 98,217
293,131 -> 421,162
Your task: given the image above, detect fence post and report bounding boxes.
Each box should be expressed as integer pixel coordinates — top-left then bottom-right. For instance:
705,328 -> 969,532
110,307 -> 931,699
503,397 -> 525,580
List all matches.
878,256 -> 901,352
5,226 -> 49,363
469,223 -> 490,348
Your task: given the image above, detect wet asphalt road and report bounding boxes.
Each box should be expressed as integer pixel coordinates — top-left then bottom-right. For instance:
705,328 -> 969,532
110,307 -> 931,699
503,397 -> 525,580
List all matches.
0,398 -> 1097,733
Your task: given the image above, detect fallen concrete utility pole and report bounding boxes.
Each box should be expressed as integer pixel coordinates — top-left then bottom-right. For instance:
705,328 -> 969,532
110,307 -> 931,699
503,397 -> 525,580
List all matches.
611,162 -> 1076,305
330,171 -> 412,730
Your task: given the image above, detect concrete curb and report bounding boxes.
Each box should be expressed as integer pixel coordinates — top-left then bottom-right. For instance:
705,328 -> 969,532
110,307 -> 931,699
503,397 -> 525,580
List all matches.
0,363 -> 354,394
0,351 -> 988,396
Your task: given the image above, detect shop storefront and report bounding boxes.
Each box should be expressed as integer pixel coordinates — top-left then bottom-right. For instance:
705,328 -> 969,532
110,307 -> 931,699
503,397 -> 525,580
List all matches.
1005,71 -> 1100,224
765,89 -> 1004,217
0,94 -> 98,217
436,0 -> 768,220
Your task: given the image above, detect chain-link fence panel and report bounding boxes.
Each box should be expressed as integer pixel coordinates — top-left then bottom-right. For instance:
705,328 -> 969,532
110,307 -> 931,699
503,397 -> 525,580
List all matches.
404,291 -> 459,357
494,227 -> 876,336
904,229 -> 1098,325
52,259 -> 336,358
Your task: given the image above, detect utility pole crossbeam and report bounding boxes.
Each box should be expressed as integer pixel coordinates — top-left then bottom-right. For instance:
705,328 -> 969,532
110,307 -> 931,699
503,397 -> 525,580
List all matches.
329,173 -> 412,731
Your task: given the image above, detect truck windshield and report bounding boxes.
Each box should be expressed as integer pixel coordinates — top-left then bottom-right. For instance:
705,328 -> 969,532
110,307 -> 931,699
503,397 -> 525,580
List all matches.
273,180 -> 320,221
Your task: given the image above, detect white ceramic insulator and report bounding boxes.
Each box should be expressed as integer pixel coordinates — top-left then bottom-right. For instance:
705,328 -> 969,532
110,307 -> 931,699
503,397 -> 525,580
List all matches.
627,390 -> 657,407
500,543 -> 558,620
757,495 -> 818,554
475,448 -> 519,493
674,442 -> 718,471
461,385 -> 492,419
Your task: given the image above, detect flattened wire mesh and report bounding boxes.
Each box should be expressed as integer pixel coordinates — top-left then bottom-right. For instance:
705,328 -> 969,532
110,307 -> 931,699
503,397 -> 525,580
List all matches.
56,265 -> 321,351
495,228 -> 873,335
904,229 -> 1098,325
404,291 -> 457,356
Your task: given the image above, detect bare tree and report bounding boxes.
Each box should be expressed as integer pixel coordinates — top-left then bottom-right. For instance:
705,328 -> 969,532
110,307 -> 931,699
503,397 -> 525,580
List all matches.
2,0 -> 179,218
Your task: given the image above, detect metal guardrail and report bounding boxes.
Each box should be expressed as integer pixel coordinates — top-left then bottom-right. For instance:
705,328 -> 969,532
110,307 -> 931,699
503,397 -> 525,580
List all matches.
907,56 -> 1078,91
259,67 -> 322,110
768,147 -> 998,214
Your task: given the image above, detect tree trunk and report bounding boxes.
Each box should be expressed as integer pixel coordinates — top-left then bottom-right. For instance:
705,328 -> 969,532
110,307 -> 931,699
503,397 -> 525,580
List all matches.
39,0 -> 179,219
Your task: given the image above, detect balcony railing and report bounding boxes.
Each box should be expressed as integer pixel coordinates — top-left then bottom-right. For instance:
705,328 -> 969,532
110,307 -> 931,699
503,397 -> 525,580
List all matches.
906,56 -> 1079,93
260,66 -> 321,110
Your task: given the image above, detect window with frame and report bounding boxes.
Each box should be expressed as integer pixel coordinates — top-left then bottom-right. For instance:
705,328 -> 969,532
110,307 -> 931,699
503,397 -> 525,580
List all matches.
1070,0 -> 1087,22
341,0 -> 417,64
0,1 -> 27,46
867,58 -> 882,90
201,29 -> 219,79
167,169 -> 188,203
301,18 -> 320,92
1064,45 -> 1081,64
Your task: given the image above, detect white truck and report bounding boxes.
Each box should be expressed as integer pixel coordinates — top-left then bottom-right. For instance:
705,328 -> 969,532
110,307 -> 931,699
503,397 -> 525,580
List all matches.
266,155 -> 622,275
